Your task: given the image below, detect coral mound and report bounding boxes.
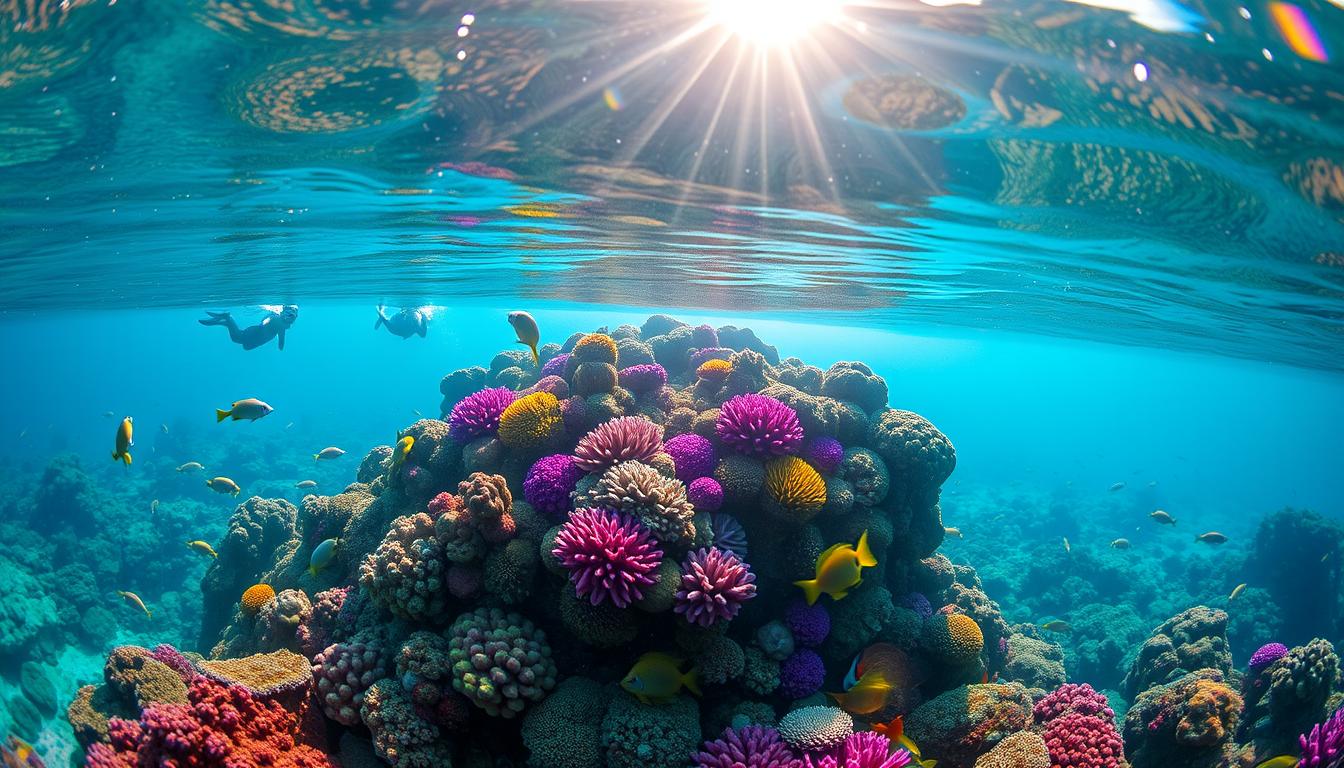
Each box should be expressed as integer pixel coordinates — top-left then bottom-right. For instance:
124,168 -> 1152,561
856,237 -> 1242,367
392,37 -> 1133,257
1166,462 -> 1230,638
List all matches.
241,583 -> 276,613
778,706 -> 854,752
446,607 -> 556,718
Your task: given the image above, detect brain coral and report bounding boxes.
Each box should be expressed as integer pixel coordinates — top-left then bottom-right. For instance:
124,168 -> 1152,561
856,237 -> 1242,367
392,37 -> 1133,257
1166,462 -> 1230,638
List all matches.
573,416 -> 664,472
446,607 -> 556,718
241,583 -> 276,614
552,508 -> 664,609
197,649 -> 312,701
973,731 -> 1050,768
497,391 -> 563,451
523,454 -> 585,518
922,612 -> 984,665
717,394 -> 805,458
674,546 -> 757,628
358,512 -> 450,623
584,460 -> 696,545
448,387 -> 516,442
521,677 -> 612,768
618,363 -> 668,394
777,706 -> 854,752
763,456 -> 827,524
866,409 -> 956,493
697,358 -> 733,383
572,333 -> 618,364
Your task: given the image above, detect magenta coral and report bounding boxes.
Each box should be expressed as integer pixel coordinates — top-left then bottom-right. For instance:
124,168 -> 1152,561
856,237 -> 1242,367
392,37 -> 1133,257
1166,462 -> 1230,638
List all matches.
801,437 -> 845,475
1300,706 -> 1344,768
552,508 -> 664,609
1040,711 -> 1124,768
665,433 -> 718,483
523,454 -> 584,518
717,394 -> 805,458
674,546 -> 757,627
573,416 -> 664,472
804,731 -> 912,768
448,387 -> 516,441
618,364 -> 668,394
1249,642 -> 1289,672
695,725 -> 803,768
1034,682 -> 1115,724
689,477 -> 725,512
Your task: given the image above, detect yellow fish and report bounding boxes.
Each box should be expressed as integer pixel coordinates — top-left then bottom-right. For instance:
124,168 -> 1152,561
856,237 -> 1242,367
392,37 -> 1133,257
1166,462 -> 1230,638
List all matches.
943,527 -> 963,539
1041,620 -> 1073,633
2,735 -> 42,768
390,435 -> 415,471
112,417 -> 133,465
508,311 -> 541,365
206,477 -> 241,497
215,398 -> 273,423
1254,757 -> 1299,768
828,643 -> 911,715
621,652 -> 701,705
186,540 -> 217,558
117,590 -> 151,619
1229,583 -> 1247,601
895,734 -> 938,767
794,530 -> 878,606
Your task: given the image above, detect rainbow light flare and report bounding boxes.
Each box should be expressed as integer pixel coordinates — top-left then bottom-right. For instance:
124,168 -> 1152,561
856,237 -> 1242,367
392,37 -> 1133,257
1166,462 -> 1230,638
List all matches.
602,86 -> 624,111
1270,2 -> 1329,62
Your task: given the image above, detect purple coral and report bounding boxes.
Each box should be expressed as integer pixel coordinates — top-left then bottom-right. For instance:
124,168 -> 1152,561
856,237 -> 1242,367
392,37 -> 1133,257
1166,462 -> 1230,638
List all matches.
448,387 -> 516,441
805,731 -> 912,768
802,437 -> 845,475
674,546 -> 757,627
1250,642 -> 1290,672
551,508 -> 664,608
690,477 -> 725,512
785,600 -> 831,648
1034,683 -> 1114,724
523,454 -> 584,518
665,433 -> 718,483
896,592 -> 932,621
717,394 -> 804,458
708,511 -> 747,558
780,649 -> 825,699
573,416 -> 663,472
695,725 -> 802,768
618,364 -> 668,394
541,353 -> 570,378
1300,706 -> 1344,768
313,640 -> 386,725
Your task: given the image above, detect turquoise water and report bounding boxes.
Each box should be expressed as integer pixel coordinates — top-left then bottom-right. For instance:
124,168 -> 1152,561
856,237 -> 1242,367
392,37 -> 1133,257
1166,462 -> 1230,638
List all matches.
3,0 -> 1344,766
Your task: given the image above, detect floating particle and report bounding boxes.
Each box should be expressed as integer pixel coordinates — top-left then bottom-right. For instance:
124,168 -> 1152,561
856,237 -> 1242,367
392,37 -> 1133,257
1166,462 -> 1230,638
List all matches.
603,86 -> 624,111
1133,61 -> 1149,81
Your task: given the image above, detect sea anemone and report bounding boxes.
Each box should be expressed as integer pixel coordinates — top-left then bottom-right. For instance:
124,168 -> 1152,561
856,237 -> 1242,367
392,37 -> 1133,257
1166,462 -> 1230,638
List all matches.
1300,706 -> 1344,768
763,456 -> 827,523
674,547 -> 757,627
697,359 -> 733,383
618,364 -> 668,394
717,394 -> 805,458
695,725 -> 802,768
497,391 -> 563,450
448,387 -> 517,442
689,477 -> 725,512
523,454 -> 585,518
573,416 -> 664,472
551,508 -> 663,609
240,584 -> 275,614
801,437 -> 845,475
708,511 -> 747,558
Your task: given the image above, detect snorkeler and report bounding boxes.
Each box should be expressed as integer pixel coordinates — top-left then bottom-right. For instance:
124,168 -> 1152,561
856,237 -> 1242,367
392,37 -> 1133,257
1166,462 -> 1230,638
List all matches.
374,305 -> 429,339
198,305 -> 298,351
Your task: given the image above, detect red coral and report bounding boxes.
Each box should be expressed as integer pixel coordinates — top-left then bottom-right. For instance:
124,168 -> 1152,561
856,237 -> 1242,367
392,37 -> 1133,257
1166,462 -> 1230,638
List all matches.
86,677 -> 334,768
1040,712 -> 1123,768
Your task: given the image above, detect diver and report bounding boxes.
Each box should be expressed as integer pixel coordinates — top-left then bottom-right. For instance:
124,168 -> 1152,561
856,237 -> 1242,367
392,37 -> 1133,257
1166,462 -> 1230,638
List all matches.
374,305 -> 429,339
198,305 -> 298,350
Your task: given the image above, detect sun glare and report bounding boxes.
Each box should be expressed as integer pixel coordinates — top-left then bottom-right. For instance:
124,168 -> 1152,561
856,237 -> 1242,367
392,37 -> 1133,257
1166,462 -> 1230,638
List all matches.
707,0 -> 845,48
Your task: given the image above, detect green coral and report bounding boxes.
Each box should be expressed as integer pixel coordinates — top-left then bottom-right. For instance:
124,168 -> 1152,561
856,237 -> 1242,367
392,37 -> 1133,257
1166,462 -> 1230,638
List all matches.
521,677 -> 612,768
447,607 -> 557,718
485,538 -> 539,604
600,690 -> 701,768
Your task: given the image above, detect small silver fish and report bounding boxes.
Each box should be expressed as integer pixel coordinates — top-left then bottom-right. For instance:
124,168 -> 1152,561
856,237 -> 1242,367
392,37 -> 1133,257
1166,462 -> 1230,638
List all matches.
314,447 -> 346,461
295,480 -> 318,489
1108,481 -> 1126,492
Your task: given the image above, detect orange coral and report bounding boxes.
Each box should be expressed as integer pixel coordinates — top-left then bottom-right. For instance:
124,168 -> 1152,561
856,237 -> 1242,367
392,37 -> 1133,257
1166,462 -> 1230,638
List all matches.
922,612 -> 984,665
240,584 -> 276,614
696,359 -> 733,382
1175,679 -> 1241,746
497,392 -> 562,450
763,456 -> 827,522
571,334 -> 618,364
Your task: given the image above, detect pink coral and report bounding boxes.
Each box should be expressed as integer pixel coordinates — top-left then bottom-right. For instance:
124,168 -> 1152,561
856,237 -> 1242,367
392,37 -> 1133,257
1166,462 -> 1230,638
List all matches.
804,731 -> 912,768
695,725 -> 803,768
1040,712 -> 1124,768
716,394 -> 805,458
448,387 -> 516,441
1034,683 -> 1115,724
573,416 -> 664,472
312,640 -> 386,726
674,546 -> 757,627
552,508 -> 663,608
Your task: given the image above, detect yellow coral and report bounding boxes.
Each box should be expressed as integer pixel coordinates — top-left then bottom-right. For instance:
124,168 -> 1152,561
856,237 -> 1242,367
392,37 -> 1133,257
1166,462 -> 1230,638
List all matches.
240,583 -> 276,614
572,333 -> 618,364
696,359 -> 733,381
763,456 -> 827,521
497,391 -> 562,450
923,612 -> 984,664
199,650 -> 311,697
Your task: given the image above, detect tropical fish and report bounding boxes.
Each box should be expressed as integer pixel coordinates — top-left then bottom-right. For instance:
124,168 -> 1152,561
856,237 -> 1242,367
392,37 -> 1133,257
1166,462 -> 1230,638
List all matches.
308,538 -> 340,577
207,476 -> 241,496
943,526 -> 963,539
390,435 -> 415,471
103,411 -> 115,418
870,714 -> 902,742
2,735 -> 44,768
621,652 -> 701,704
176,462 -> 205,473
1254,757 -> 1299,768
1229,583 -> 1247,601
828,643 -> 910,714
1196,531 -> 1228,545
117,590 -> 151,619
1062,537 -> 1071,554
1108,481 -> 1126,492
1041,620 -> 1073,633
295,480 -> 317,489
1111,538 -> 1131,549
160,423 -> 169,435
112,417 -> 133,465
794,530 -> 878,606
1150,510 -> 1177,525
216,398 -> 273,423
507,310 -> 541,365
314,447 -> 346,462
186,540 -> 218,558
894,733 -> 937,767
150,499 -> 159,515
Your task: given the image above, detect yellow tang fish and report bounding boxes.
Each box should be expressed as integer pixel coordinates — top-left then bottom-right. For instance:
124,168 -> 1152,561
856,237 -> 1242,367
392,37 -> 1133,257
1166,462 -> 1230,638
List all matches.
112,417 -> 133,465
117,590 -> 152,619
829,643 -> 911,715
1254,757 -> 1299,768
206,477 -> 241,497
895,733 -> 938,767
1229,583 -> 1247,601
390,435 -> 415,471
507,311 -> 541,365
621,652 -> 701,705
186,540 -> 218,559
794,530 -> 877,606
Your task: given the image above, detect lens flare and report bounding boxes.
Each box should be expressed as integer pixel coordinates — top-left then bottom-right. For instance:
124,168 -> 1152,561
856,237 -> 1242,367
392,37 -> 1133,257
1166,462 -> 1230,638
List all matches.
707,0 -> 844,48
1269,2 -> 1328,63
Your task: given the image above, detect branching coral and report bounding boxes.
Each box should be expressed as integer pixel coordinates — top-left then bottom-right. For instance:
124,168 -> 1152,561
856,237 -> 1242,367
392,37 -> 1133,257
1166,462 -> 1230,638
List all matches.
695,725 -> 803,768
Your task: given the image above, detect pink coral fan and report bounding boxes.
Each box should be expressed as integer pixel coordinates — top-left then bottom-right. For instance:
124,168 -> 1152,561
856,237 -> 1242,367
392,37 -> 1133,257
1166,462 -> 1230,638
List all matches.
448,387 -> 516,442
618,364 -> 668,394
1300,706 -> 1344,768
695,725 -> 803,768
804,731 -> 912,768
665,433 -> 718,483
717,394 -> 805,458
87,676 -> 334,768
573,416 -> 664,472
674,546 -> 757,627
1034,683 -> 1115,724
801,437 -> 845,475
523,454 -> 584,518
552,508 -> 664,608
1040,712 -> 1124,768
312,640 -> 386,726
